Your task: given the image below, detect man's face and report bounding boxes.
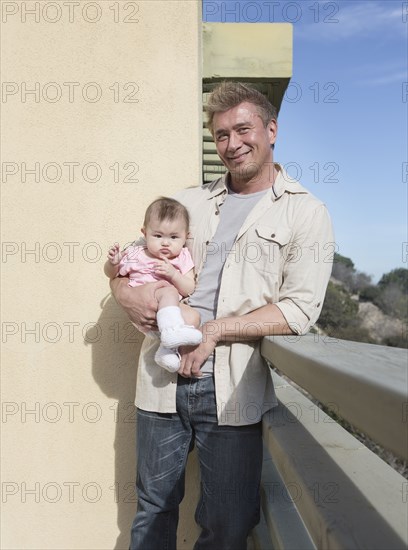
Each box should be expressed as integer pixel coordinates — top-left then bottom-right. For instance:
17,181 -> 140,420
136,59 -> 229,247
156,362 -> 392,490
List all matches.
212,102 -> 277,184
142,216 -> 187,260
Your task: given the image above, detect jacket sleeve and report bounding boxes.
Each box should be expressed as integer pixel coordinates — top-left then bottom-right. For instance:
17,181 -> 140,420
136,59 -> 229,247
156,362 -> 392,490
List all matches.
274,203 -> 335,335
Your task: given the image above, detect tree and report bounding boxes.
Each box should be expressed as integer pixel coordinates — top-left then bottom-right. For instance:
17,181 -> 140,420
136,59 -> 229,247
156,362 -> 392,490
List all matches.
319,282 -> 358,330
359,285 -> 381,302
352,272 -> 372,294
371,268 -> 408,321
378,268 -> 408,293
333,253 -> 355,270
375,284 -> 408,321
318,282 -> 374,343
332,262 -> 354,288
318,261 -> 406,346
331,253 -> 372,294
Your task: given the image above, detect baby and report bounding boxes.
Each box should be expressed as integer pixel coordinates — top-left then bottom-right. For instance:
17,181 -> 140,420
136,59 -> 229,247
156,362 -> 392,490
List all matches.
104,197 -> 202,373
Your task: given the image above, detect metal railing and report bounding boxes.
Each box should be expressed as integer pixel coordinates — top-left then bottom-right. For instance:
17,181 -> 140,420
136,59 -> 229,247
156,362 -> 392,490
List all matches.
251,334 -> 408,550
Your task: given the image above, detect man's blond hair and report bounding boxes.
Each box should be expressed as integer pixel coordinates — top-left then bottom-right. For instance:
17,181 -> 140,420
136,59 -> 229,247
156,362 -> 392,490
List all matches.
205,81 -> 278,135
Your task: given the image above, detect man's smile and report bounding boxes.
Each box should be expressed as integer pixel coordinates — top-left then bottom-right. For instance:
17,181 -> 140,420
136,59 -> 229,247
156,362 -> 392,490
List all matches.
228,150 -> 251,161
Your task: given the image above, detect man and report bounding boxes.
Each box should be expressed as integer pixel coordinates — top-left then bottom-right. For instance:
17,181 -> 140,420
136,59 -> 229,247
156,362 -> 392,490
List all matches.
110,82 -> 334,549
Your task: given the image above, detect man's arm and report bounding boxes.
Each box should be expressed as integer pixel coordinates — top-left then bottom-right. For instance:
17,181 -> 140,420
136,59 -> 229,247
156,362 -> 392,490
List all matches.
179,203 -> 334,378
178,304 -> 293,377
110,277 -> 169,331
202,303 -> 293,342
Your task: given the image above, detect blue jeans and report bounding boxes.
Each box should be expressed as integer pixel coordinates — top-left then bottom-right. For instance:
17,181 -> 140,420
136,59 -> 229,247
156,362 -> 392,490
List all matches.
129,375 -> 262,550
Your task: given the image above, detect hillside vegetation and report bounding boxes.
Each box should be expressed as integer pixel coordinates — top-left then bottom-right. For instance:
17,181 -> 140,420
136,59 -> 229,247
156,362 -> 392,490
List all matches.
317,255 -> 407,348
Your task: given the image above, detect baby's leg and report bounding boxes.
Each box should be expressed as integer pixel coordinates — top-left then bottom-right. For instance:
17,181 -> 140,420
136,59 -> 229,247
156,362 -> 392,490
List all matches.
154,288 -> 200,329
154,285 -> 180,308
154,345 -> 181,373
154,285 -> 202,352
180,304 -> 200,328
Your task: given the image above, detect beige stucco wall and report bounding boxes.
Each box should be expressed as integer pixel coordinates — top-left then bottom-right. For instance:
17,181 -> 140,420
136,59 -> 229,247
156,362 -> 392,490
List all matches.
203,22 -> 292,79
1,1 -> 201,548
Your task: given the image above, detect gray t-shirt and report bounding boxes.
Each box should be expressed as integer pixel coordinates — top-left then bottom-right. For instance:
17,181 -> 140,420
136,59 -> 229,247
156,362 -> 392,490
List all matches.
188,186 -> 268,375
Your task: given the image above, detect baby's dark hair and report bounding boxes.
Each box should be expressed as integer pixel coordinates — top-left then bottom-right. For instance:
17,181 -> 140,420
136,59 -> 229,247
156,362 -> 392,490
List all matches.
143,197 -> 190,232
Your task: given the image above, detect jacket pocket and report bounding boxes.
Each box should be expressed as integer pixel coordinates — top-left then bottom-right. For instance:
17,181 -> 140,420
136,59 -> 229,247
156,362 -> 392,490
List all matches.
255,225 -> 292,247
254,224 -> 292,274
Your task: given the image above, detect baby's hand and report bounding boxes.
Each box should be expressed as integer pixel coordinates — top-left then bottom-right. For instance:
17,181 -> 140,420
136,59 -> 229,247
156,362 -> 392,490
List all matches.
154,258 -> 176,280
107,243 -> 123,265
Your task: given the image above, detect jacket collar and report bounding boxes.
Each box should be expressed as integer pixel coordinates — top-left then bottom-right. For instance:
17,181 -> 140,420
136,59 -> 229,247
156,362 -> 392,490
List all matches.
205,164 -> 309,201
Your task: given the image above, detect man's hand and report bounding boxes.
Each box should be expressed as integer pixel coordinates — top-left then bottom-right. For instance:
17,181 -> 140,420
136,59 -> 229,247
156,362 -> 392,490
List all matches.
110,277 -> 169,331
178,327 -> 218,378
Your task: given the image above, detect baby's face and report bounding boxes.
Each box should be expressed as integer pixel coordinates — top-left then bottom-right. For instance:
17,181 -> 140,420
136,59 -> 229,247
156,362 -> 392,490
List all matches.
143,216 -> 188,260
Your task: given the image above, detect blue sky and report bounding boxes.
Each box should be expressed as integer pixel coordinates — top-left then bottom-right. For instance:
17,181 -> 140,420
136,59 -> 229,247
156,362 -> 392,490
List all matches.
203,0 -> 407,282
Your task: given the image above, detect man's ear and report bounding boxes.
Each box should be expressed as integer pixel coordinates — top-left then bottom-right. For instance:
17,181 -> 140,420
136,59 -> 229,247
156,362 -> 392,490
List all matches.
268,119 -> 278,147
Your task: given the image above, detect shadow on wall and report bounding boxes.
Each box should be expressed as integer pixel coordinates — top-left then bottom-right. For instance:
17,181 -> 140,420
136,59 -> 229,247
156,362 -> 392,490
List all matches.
87,292 -> 200,549
87,293 -> 143,550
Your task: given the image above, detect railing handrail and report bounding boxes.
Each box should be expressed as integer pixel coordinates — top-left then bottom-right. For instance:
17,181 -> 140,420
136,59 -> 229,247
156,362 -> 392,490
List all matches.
261,333 -> 408,460
258,371 -> 407,549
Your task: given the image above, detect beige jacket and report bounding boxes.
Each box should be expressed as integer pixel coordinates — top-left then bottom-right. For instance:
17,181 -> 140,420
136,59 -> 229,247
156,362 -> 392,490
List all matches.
135,165 -> 334,425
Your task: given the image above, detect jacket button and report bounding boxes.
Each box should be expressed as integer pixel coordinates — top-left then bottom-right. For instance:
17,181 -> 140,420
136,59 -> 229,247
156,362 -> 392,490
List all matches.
271,233 -> 276,238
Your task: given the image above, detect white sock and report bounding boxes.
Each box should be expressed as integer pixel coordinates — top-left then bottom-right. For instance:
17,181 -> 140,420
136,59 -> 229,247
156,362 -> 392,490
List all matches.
155,345 -> 180,372
157,306 -> 185,332
160,325 -> 202,349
